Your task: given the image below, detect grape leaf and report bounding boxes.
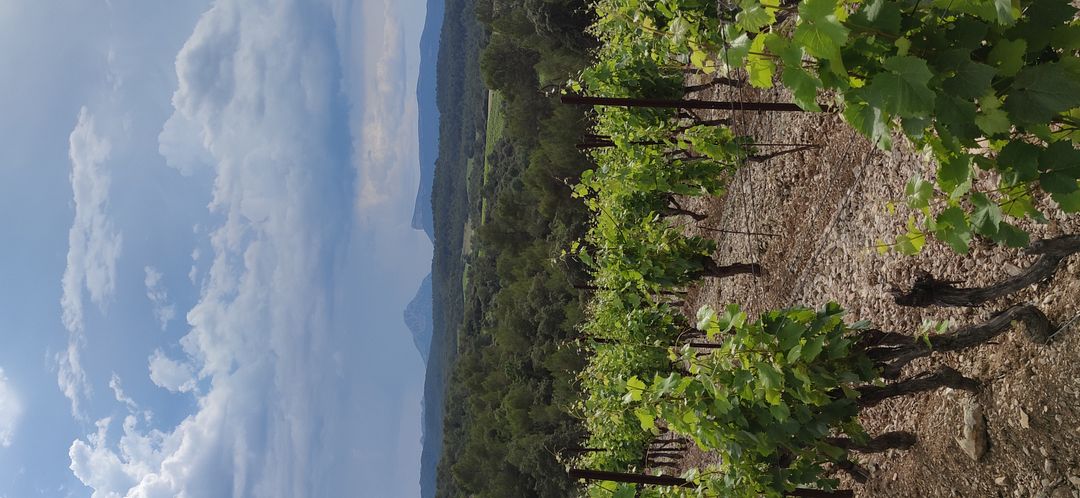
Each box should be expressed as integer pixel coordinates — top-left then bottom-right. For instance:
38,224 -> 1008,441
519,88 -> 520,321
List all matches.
777,320 -> 804,350
736,0 -> 776,33
932,0 -> 1016,25
1051,190 -> 1080,212
989,221 -> 1030,247
975,93 -> 1012,136
1052,24 -> 1080,50
765,33 -> 823,111
942,60 -> 997,100
756,362 -> 783,391
747,34 -> 775,88
948,17 -> 990,51
720,31 -> 752,69
935,94 -> 981,144
860,56 -> 936,118
843,99 -> 892,149
848,0 -> 902,35
895,230 -> 925,255
934,207 -> 972,253
794,0 -> 849,71
1039,171 -> 1079,194
987,38 -> 1026,77
937,153 -> 972,194
970,192 -> 1003,235
801,335 -> 825,362
1038,140 -> 1080,176
997,140 -> 1042,183
906,176 -> 934,209
1025,0 -> 1077,26
1004,63 -> 1080,125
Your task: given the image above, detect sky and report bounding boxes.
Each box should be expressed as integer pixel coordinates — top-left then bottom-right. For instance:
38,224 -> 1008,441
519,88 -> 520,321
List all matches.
0,0 -> 433,497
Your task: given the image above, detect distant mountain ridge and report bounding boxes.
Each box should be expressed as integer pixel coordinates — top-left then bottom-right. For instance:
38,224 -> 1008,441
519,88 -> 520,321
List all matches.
403,273 -> 433,362
408,0 -> 445,497
410,0 -> 441,241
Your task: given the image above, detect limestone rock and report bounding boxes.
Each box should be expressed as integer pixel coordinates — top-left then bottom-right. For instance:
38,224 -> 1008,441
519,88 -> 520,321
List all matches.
955,400 -> 988,461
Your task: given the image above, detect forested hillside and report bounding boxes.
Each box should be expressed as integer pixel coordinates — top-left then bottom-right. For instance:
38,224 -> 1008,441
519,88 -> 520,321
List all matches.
432,0 -> 599,496
421,0 -> 488,494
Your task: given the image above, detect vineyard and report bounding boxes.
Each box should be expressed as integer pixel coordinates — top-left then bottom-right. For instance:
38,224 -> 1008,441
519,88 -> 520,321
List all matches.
561,0 -> 1080,496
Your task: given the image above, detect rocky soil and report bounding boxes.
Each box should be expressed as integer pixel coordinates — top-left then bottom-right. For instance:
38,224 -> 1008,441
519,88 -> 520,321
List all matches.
674,80 -> 1080,497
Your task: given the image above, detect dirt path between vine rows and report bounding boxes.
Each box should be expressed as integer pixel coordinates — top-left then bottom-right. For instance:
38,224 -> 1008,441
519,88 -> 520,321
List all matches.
675,80 -> 1080,497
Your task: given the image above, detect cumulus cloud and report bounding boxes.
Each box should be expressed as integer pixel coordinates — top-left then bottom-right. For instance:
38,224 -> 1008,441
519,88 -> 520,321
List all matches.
0,368 -> 22,447
147,351 -> 196,394
143,267 -> 176,330
354,12 -> 407,212
72,0 -> 412,496
59,106 -> 122,418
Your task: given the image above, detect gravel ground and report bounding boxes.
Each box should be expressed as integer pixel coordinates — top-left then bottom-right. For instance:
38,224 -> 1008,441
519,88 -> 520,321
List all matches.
670,79 -> 1080,497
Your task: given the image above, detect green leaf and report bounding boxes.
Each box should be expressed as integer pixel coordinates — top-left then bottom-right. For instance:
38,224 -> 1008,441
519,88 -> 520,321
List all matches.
626,376 -> 646,402
934,207 -> 973,253
905,176 -> 934,209
634,408 -> 656,432
987,38 -> 1027,77
736,0 -> 776,32
769,402 -> 791,422
1040,171 -> 1079,194
691,49 -> 712,72
696,306 -> 717,331
935,94 -> 981,144
989,221 -> 1030,247
786,343 -> 803,363
720,30 -> 752,69
895,225 -> 926,255
1025,0 -> 1077,26
937,153 -> 972,194
992,0 -> 1019,25
1004,63 -> 1080,125
801,335 -> 825,362
747,34 -> 775,88
860,56 -> 936,118
756,362 -> 783,390
1051,190 -> 1080,212
848,0 -> 902,35
948,17 -> 991,51
933,0 -> 1017,25
613,485 -> 637,498
1051,24 -> 1080,51
997,140 -> 1041,183
653,373 -> 681,396
843,99 -> 892,149
942,60 -> 997,100
975,92 -> 1012,136
970,192 -> 1003,235
777,320 -> 804,350
794,0 -> 849,71
1000,184 -> 1039,218
765,34 -> 822,111
1039,140 -> 1080,176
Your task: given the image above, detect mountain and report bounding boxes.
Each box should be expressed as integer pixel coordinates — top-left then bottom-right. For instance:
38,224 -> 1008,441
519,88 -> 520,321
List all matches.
412,0 -> 446,497
403,273 -> 433,362
410,0 -> 442,241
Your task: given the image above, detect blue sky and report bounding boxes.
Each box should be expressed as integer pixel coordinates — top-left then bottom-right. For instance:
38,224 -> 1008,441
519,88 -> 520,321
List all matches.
0,0 -> 432,496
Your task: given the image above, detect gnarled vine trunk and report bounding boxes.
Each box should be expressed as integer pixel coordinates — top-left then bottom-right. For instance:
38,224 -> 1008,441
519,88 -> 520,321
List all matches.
892,235 -> 1080,307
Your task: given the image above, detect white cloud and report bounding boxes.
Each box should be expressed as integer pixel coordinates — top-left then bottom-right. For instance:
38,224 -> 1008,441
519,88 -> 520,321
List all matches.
143,267 -> 176,330
109,374 -> 137,412
71,0 -> 431,496
351,4 -> 418,223
146,351 -> 195,394
0,368 -> 22,447
58,106 -> 122,418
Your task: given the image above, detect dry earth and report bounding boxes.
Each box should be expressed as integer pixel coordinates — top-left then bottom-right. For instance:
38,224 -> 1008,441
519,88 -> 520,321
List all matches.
672,80 -> 1080,497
